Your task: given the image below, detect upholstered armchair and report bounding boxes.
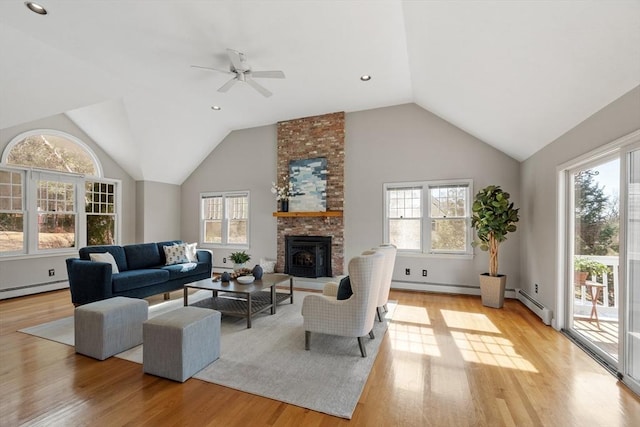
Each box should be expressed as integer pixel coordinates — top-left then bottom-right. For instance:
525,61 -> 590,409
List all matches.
375,244 -> 397,321
301,250 -> 385,357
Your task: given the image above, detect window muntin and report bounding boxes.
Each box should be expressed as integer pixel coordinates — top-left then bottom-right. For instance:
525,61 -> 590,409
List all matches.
387,187 -> 422,250
37,179 -> 76,250
429,184 -> 469,253
201,192 -> 249,247
85,181 -> 116,245
384,180 -> 472,256
0,170 -> 25,254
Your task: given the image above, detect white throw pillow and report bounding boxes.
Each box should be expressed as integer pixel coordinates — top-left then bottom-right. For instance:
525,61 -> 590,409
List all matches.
185,242 -> 198,262
260,257 -> 276,274
89,252 -> 120,274
164,243 -> 189,265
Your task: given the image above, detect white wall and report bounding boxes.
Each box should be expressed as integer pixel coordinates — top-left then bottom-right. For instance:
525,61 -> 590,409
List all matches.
0,113 -> 137,298
181,103 -> 522,293
520,85 -> 640,316
345,103 -> 521,292
136,180 -> 181,243
181,125 -> 278,271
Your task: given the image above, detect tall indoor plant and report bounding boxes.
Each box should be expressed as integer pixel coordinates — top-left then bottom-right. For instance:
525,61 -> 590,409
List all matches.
471,185 -> 520,308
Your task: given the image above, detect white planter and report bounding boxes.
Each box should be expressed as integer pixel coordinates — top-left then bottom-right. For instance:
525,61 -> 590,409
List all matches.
233,263 -> 246,272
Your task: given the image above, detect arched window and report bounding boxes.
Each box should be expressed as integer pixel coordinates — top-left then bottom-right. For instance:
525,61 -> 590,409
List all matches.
1,130 -> 118,256
2,130 -> 101,176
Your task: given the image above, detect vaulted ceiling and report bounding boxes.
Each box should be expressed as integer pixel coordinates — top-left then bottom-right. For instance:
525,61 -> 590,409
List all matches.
1,1 -> 638,184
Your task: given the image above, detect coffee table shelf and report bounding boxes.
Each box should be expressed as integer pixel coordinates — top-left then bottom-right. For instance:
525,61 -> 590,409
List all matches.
183,274 -> 293,328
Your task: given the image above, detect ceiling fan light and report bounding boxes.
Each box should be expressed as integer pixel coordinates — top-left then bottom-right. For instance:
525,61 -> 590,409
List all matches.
25,2 -> 47,15
360,75 -> 372,81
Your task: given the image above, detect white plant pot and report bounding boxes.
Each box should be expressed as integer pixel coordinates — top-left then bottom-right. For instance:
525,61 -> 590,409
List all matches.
233,263 -> 246,272
479,274 -> 507,308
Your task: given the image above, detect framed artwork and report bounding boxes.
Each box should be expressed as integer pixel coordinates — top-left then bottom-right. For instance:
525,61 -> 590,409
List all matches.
289,157 -> 327,211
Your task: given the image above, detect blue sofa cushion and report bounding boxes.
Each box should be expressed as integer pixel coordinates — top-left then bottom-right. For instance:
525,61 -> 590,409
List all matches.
154,262 -> 210,279
156,240 -> 183,265
336,276 -> 352,300
112,269 -> 169,293
124,243 -> 162,270
79,245 -> 128,272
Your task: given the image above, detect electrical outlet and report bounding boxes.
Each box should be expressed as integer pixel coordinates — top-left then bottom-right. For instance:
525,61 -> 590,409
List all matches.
223,257 -> 227,263
535,283 -> 539,293
48,269 -> 55,277
405,268 -> 410,275
422,269 -> 428,277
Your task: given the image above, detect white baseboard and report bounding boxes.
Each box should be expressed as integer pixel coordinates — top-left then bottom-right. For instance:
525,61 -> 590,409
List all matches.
0,280 -> 69,300
390,279 -> 518,299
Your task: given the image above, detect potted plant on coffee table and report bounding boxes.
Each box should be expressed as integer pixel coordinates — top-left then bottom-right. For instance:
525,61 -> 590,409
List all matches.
229,251 -> 251,272
471,185 -> 520,308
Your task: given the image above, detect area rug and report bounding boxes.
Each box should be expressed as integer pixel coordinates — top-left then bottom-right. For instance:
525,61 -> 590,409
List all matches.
19,291 -> 395,419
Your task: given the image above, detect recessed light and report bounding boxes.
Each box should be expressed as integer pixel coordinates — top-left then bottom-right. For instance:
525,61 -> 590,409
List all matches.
211,106 -> 221,111
25,2 -> 47,15
360,75 -> 372,81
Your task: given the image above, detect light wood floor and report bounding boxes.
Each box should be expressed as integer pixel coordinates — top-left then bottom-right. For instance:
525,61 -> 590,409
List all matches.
1,289 -> 639,426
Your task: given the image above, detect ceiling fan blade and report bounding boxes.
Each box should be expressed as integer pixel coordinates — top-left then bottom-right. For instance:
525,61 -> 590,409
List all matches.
246,77 -> 272,97
250,70 -> 285,79
191,65 -> 233,74
218,77 -> 238,93
226,48 -> 245,71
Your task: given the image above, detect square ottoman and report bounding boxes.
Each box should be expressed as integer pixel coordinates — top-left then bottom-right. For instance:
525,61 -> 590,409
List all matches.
75,296 -> 148,360
143,306 -> 221,382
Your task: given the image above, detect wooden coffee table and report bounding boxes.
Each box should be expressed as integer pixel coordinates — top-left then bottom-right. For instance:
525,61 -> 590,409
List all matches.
183,273 -> 293,328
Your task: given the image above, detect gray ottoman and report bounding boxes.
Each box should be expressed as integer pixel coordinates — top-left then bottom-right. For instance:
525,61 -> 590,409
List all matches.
143,306 -> 221,382
75,296 -> 148,360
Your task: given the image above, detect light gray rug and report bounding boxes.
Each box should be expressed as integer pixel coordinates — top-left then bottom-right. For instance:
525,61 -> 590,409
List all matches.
19,290 -> 395,419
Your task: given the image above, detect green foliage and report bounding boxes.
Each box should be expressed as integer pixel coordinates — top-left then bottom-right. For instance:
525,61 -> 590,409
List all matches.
574,170 -> 618,255
574,257 -> 609,276
229,250 -> 251,264
471,185 -> 520,276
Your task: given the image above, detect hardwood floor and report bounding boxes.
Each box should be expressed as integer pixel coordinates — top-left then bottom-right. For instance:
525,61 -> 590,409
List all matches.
1,289 -> 639,426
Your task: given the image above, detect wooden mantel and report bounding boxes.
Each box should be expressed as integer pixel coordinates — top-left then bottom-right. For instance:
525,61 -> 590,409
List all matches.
272,211 -> 343,218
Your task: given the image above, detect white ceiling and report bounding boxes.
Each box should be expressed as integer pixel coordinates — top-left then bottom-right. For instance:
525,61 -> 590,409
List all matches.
1,1 -> 638,184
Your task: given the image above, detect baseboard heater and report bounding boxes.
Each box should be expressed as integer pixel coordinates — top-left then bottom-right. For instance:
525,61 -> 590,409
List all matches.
517,289 -> 553,325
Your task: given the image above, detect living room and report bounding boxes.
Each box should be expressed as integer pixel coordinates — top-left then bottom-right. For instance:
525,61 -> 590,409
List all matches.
1,1 -> 640,425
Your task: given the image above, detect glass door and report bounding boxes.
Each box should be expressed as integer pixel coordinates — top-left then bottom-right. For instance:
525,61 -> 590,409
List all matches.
622,145 -> 640,394
567,157 -> 620,367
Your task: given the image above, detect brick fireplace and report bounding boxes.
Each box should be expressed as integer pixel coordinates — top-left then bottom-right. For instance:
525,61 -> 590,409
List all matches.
275,112 -> 345,276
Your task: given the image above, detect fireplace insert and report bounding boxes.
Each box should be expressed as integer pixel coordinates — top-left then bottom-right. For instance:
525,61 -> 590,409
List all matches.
285,235 -> 332,278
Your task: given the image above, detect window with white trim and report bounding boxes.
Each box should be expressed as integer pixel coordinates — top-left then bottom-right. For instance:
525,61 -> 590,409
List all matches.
201,191 -> 249,247
0,130 -> 120,256
384,180 -> 472,255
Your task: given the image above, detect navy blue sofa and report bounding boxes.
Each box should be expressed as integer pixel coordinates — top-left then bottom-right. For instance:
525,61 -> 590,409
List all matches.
66,240 -> 212,306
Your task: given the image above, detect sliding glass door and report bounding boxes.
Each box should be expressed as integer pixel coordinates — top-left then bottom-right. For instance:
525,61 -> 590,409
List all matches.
567,157 -> 620,367
560,131 -> 640,397
622,145 -> 640,394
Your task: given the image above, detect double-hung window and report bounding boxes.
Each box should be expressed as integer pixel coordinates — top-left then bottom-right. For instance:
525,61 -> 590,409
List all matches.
201,191 -> 249,247
384,179 -> 472,256
0,169 -> 25,254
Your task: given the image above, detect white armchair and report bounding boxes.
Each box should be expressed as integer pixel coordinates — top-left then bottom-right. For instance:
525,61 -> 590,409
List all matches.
375,244 -> 397,321
301,250 -> 385,357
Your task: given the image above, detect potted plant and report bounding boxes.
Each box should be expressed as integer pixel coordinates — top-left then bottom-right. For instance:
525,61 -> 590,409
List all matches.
229,251 -> 251,271
574,256 -> 608,284
471,185 -> 520,308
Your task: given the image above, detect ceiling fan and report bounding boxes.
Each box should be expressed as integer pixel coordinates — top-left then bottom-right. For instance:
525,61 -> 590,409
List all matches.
192,49 -> 285,98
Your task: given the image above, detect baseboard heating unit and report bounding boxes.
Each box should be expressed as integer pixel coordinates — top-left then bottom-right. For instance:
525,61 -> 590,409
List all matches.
517,289 -> 553,325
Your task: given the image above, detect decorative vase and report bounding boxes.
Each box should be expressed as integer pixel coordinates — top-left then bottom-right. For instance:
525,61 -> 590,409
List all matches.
233,263 -> 246,272
281,199 -> 289,212
221,272 -> 231,282
252,264 -> 264,280
479,273 -> 507,309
